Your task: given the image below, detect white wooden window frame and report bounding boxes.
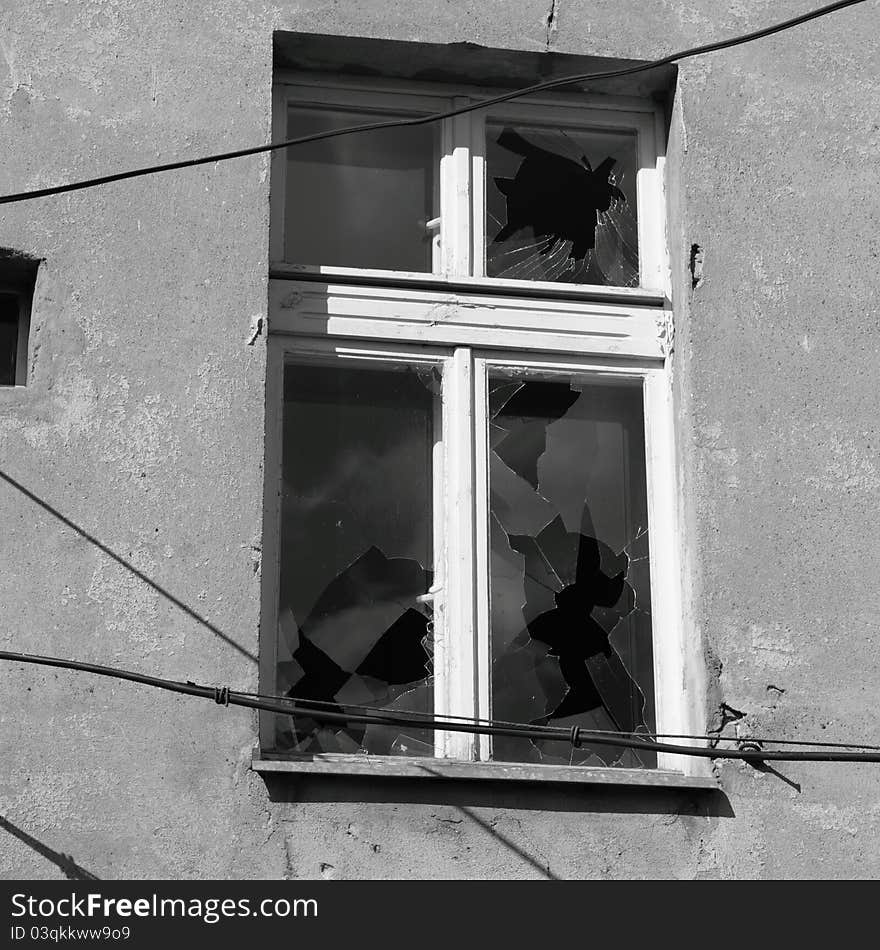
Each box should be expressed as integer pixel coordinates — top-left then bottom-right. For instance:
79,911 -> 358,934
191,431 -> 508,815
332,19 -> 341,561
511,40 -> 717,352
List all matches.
259,76 -> 710,785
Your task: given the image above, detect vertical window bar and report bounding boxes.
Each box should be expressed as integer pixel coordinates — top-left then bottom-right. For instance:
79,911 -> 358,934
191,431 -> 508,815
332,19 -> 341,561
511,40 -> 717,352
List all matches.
436,346 -> 478,759
440,98 -> 472,277
472,358 -> 492,760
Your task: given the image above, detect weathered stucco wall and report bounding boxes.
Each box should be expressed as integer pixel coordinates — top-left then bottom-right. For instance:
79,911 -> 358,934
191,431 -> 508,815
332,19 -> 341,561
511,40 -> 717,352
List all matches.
0,0 -> 878,879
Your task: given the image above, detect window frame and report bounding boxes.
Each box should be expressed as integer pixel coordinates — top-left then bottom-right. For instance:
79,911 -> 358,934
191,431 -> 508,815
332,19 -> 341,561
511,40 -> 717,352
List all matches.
259,74 -> 710,785
271,73 -> 668,294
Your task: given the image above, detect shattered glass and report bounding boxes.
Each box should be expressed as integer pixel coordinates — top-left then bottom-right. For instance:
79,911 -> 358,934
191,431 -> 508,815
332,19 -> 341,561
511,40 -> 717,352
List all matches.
486,123 -> 640,287
274,361 -> 438,755
488,375 -> 656,767
285,105 -> 437,272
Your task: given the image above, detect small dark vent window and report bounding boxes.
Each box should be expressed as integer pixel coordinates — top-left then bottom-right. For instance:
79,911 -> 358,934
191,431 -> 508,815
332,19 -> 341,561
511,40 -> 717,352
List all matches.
0,251 -> 39,386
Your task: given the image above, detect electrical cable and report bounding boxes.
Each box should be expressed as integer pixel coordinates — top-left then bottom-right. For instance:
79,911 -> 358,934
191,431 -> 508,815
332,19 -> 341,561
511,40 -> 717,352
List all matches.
0,0 -> 869,207
236,688 -> 880,752
4,648 -> 880,764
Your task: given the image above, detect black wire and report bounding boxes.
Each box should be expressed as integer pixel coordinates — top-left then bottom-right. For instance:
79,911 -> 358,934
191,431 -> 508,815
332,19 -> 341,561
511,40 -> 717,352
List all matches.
238,689 -> 880,752
0,0 -> 868,207
4,648 -> 880,764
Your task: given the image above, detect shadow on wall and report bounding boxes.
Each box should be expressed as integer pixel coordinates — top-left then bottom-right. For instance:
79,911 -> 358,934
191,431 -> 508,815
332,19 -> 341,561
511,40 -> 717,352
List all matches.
261,771 -> 735,819
0,815 -> 101,881
262,772 -> 733,879
457,806 -> 559,880
0,469 -> 257,663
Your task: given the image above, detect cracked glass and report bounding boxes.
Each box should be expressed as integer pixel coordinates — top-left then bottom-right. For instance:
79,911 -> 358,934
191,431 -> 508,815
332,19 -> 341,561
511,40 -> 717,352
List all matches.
486,122 -> 639,287
274,360 -> 438,755
488,373 -> 656,767
285,106 -> 438,273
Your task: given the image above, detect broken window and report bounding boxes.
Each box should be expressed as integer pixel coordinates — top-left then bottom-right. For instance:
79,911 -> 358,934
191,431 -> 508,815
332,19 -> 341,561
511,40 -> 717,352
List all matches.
265,73 -> 682,775
486,123 -> 640,286
273,81 -> 664,291
267,351 -> 668,770
274,359 -> 439,756
488,375 -> 655,767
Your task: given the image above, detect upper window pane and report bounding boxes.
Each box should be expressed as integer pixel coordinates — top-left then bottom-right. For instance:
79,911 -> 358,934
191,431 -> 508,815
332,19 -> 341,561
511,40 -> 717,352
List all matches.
285,106 -> 438,272
485,122 -> 640,287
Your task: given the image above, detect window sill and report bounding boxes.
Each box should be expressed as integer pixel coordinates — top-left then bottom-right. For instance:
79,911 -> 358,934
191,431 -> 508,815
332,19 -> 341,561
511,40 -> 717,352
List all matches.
252,753 -> 718,789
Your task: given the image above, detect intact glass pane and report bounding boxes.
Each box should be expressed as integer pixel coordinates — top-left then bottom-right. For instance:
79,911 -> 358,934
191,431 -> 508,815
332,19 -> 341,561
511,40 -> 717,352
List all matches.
486,122 -> 640,287
285,106 -> 437,272
274,361 -> 439,756
487,374 -> 656,768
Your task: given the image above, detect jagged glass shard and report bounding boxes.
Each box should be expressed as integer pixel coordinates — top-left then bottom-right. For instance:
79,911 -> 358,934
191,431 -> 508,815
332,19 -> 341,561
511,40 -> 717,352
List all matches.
490,454 -> 556,536
489,514 -> 531,657
286,105 -> 437,272
362,679 -> 435,755
488,380 -> 524,418
486,123 -> 640,287
488,373 -> 656,767
276,361 -> 437,755
492,381 -> 582,487
389,734 -> 435,757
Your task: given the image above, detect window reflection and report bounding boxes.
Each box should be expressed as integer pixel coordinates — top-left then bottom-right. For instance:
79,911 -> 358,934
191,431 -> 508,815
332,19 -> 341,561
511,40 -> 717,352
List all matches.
285,106 -> 437,272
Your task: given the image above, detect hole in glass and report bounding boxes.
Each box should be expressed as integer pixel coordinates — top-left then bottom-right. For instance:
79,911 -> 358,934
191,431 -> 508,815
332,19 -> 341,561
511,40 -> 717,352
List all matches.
486,124 -> 639,287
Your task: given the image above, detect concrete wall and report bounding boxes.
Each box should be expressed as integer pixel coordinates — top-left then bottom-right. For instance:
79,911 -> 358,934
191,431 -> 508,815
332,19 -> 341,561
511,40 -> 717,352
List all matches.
1,0 -> 878,879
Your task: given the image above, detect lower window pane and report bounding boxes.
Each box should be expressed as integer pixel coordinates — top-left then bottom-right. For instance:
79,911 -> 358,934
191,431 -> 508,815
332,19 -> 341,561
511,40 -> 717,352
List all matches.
488,373 -> 656,768
274,360 -> 439,756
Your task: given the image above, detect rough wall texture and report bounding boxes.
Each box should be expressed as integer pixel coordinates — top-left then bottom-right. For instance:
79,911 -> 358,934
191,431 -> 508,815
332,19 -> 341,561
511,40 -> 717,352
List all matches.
0,0 -> 878,879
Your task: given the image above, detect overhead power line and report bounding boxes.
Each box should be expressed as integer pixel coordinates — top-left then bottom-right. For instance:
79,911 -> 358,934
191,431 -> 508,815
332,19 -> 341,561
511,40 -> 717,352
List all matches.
0,0 -> 869,207
235,687 -> 880,753
4,649 -> 880,764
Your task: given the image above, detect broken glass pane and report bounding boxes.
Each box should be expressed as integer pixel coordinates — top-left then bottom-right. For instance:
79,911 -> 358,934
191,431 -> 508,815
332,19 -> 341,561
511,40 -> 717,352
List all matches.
275,361 -> 438,755
285,106 -> 437,272
486,123 -> 639,287
488,375 -> 656,768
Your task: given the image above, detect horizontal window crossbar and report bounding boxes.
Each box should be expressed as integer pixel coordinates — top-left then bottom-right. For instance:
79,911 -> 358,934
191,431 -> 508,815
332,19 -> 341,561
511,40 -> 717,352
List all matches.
268,264 -> 669,308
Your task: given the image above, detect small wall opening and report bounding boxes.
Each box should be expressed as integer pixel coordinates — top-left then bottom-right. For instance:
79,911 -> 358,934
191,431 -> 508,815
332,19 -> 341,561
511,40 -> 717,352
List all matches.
0,250 -> 39,386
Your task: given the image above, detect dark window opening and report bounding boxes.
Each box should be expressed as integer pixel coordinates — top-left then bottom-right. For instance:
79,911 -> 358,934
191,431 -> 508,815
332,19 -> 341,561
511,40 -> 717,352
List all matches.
0,250 -> 39,386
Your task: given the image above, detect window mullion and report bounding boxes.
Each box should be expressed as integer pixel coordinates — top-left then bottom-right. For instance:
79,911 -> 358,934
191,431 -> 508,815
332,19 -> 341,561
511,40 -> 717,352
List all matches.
472,357 -> 491,760
436,346 -> 478,759
440,98 -> 472,278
